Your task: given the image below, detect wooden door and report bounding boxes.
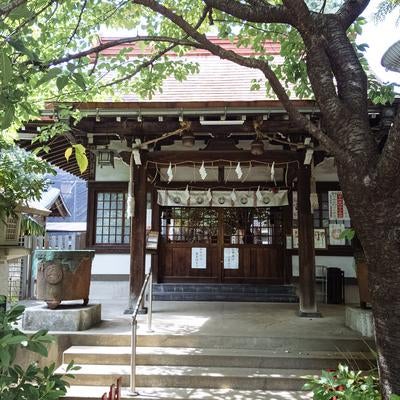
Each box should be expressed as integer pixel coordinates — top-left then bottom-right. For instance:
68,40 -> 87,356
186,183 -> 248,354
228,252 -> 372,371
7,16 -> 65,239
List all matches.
159,206 -> 285,283
221,208 -> 284,283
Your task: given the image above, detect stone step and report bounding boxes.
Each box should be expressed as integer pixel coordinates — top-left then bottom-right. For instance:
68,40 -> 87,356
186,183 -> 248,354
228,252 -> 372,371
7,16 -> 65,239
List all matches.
63,346 -> 374,370
152,284 -> 299,302
63,386 -> 313,400
153,284 -> 297,294
70,334 -> 375,352
153,292 -> 298,302
57,364 -> 318,390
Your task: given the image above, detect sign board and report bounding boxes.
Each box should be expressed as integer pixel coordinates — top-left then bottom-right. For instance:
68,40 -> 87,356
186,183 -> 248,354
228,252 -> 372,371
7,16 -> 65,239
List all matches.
146,231 -> 159,251
292,191 -> 298,220
314,229 -> 327,249
328,191 -> 350,220
329,224 -> 346,246
292,228 -> 327,249
191,247 -> 207,269
224,247 -> 239,270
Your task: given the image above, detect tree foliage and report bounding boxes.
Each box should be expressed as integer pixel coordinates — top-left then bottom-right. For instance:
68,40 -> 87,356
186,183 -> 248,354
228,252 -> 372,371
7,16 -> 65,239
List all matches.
0,297 -> 78,400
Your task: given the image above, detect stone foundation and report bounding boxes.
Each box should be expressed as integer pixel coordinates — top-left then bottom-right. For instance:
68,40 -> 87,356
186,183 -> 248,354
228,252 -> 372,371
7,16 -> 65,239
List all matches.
22,303 -> 101,331
345,306 -> 374,338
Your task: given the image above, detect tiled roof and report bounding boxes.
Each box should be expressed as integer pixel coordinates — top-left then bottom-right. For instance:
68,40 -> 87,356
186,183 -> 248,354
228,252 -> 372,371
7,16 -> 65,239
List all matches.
117,55 -> 283,102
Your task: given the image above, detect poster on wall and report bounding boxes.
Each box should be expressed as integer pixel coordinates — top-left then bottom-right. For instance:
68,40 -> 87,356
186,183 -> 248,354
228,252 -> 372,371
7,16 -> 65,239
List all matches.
191,247 -> 207,269
293,228 -> 327,249
314,229 -> 327,249
292,228 -> 299,249
224,247 -> 239,269
292,191 -> 298,220
328,191 -> 350,220
329,224 -> 346,245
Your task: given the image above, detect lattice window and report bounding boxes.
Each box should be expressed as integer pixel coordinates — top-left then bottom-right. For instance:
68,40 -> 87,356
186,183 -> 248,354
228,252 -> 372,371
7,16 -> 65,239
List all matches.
95,192 -> 130,244
223,208 -> 283,245
161,207 -> 218,243
5,217 -> 18,241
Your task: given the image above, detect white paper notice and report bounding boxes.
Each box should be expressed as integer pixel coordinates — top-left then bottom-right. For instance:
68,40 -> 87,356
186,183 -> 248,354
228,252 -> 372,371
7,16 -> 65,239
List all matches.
191,247 -> 207,269
224,248 -> 239,270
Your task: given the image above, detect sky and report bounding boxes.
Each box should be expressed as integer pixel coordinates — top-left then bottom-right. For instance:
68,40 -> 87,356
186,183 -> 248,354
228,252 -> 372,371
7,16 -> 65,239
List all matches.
360,0 -> 400,84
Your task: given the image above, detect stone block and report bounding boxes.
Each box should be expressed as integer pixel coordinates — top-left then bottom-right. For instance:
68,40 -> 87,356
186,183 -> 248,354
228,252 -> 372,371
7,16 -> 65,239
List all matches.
22,304 -> 101,331
345,306 -> 374,338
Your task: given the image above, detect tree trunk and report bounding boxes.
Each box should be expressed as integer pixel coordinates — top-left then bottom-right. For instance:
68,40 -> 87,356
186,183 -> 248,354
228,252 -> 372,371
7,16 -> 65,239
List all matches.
337,166 -> 400,398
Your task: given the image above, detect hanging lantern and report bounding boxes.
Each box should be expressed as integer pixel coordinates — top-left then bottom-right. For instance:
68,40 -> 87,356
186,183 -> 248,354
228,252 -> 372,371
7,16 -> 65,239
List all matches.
250,139 -> 264,156
182,131 -> 195,147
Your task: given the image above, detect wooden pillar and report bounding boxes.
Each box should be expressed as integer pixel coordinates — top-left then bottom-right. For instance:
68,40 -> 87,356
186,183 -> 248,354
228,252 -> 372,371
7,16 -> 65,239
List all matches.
297,165 -> 320,317
151,188 -> 160,283
126,164 -> 147,312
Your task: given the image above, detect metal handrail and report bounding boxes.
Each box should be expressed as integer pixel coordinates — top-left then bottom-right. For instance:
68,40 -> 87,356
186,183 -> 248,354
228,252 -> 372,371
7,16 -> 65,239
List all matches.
129,270 -> 153,396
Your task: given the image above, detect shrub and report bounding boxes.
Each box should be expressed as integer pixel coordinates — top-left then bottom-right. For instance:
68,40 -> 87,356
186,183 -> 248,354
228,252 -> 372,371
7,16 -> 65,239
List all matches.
303,363 -> 380,400
0,296 -> 78,399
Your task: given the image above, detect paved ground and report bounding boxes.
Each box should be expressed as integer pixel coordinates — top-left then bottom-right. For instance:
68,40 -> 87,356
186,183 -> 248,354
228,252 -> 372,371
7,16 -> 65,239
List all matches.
19,299 -> 361,339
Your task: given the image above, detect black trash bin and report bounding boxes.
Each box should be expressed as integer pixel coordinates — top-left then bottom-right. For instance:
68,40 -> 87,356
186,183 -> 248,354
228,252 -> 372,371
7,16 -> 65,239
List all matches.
327,267 -> 345,304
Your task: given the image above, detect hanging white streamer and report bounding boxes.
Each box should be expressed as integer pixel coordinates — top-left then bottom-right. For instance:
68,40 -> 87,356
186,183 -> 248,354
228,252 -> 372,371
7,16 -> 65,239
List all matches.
230,189 -> 237,202
256,186 -> 263,201
235,162 -> 243,179
206,188 -> 212,202
167,162 -> 174,183
271,161 -> 276,184
183,185 -> 190,202
127,152 -> 135,218
199,161 -> 207,180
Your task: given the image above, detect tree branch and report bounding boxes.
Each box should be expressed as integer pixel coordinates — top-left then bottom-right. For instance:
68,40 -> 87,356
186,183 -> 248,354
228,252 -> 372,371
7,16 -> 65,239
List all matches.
377,106 -> 400,182
133,0 -> 352,164
40,36 -> 198,67
65,0 -> 88,48
0,0 -> 26,17
203,0 -> 292,24
337,0 -> 370,29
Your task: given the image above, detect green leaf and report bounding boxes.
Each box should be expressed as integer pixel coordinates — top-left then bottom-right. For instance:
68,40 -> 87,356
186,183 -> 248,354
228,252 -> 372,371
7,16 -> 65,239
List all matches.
65,147 -> 73,161
72,73 -> 86,90
8,39 -> 38,61
26,341 -> 48,357
73,144 -> 88,173
35,68 -> 62,88
56,75 -> 69,91
0,49 -> 12,84
2,103 -> 15,129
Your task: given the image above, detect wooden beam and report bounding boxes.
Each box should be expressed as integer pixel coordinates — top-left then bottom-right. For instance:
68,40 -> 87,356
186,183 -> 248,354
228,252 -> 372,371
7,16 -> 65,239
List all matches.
75,119 -> 304,136
297,165 -> 320,317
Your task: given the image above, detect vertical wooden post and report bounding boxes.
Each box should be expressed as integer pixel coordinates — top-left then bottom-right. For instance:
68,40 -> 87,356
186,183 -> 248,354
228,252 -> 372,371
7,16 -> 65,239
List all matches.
297,165 -> 320,317
126,164 -> 147,313
151,188 -> 160,283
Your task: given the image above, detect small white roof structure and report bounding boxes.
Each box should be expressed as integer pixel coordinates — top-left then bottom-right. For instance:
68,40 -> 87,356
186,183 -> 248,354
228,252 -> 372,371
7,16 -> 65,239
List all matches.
46,222 -> 87,232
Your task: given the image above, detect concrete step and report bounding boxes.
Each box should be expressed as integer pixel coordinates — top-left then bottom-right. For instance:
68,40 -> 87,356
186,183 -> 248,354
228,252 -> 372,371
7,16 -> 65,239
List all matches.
63,386 -> 313,400
57,364 -> 318,390
63,345 -> 375,370
152,284 -> 299,302
153,292 -> 298,302
70,333 -> 375,352
153,284 -> 298,294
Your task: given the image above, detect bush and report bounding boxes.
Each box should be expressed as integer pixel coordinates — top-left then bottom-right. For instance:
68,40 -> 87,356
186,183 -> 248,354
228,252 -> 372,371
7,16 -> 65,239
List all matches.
303,364 -> 380,400
0,296 -> 78,399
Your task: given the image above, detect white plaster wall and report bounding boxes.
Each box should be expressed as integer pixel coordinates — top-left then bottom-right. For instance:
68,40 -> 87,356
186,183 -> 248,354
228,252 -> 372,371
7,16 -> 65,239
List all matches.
92,254 -> 152,275
92,254 -> 130,275
95,158 -> 129,181
292,255 -> 356,278
89,281 -> 129,300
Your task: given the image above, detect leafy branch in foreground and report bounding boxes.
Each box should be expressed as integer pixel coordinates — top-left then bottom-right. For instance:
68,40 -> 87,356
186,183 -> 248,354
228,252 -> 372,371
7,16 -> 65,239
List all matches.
0,296 -> 79,400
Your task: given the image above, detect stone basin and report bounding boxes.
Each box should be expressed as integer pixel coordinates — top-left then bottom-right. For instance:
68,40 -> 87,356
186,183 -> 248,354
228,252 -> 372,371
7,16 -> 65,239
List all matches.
35,250 -> 95,309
